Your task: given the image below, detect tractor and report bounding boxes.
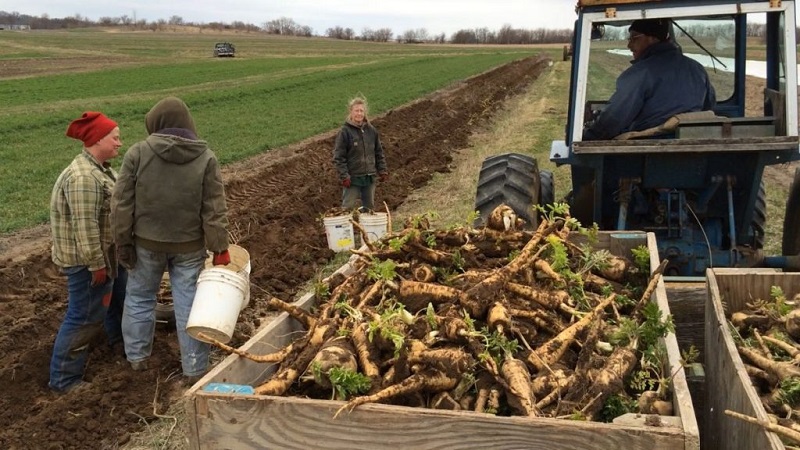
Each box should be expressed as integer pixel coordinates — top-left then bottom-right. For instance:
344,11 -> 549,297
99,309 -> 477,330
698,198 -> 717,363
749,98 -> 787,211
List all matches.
476,0 -> 800,276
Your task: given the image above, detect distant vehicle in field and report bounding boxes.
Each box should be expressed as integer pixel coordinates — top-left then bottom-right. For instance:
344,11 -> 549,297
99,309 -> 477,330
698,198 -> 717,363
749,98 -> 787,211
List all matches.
213,42 -> 235,57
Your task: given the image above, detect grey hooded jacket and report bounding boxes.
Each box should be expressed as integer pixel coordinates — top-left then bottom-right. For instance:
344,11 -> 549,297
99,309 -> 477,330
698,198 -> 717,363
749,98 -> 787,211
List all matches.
111,97 -> 228,254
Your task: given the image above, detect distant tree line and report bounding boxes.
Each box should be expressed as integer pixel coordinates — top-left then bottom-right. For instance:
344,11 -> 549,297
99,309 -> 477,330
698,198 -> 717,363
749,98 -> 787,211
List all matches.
0,10 -> 266,32
2,10 -> 571,44
451,26 -> 571,44
6,10 -> 800,44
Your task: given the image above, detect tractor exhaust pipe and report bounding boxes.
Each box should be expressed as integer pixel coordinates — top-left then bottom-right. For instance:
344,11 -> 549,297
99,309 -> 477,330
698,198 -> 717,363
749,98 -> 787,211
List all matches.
763,254 -> 800,271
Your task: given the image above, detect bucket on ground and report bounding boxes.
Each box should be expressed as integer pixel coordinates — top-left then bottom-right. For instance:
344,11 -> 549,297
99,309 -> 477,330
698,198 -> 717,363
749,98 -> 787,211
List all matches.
360,212 -> 389,243
323,214 -> 355,252
189,244 -> 252,344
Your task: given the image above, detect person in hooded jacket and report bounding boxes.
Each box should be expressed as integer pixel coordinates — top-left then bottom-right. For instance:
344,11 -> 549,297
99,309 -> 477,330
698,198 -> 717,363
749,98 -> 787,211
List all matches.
333,96 -> 388,211
111,96 -> 229,383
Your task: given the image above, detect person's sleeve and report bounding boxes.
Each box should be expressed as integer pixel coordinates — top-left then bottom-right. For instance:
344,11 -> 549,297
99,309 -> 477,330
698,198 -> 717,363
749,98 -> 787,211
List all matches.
201,154 -> 229,253
586,70 -> 647,140
374,128 -> 387,173
332,129 -> 349,180
111,147 -> 138,248
68,174 -> 105,270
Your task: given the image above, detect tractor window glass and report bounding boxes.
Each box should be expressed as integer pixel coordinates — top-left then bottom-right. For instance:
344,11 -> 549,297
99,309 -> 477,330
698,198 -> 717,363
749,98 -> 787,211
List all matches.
585,19 -> 735,103
673,18 -> 734,102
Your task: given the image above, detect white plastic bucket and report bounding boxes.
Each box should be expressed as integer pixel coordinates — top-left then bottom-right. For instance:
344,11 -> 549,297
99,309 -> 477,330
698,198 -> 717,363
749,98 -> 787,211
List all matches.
323,214 -> 354,252
205,244 -> 251,308
187,267 -> 249,344
360,213 -> 389,242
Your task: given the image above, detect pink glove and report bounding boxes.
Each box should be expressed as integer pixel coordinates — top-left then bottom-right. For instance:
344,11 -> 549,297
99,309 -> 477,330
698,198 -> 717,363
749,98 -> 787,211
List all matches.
213,250 -> 231,266
342,178 -> 351,188
91,268 -> 108,286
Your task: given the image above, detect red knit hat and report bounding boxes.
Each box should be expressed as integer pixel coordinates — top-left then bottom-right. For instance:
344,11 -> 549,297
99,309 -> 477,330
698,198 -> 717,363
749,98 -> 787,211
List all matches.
66,112 -> 118,147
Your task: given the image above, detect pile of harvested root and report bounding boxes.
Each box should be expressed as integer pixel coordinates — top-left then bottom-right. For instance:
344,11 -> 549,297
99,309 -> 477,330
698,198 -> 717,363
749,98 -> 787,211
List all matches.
206,205 -> 675,422
726,288 -> 800,445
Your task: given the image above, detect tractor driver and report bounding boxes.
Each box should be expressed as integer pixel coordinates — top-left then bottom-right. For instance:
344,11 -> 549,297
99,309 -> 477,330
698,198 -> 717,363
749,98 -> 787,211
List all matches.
582,18 -> 716,140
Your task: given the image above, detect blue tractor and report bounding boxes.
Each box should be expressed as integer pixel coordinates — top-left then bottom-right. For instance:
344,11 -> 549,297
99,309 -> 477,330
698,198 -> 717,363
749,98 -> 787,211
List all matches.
545,0 -> 800,276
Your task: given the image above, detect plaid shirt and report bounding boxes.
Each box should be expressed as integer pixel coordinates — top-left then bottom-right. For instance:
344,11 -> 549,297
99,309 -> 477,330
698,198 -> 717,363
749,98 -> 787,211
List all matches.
50,150 -> 117,271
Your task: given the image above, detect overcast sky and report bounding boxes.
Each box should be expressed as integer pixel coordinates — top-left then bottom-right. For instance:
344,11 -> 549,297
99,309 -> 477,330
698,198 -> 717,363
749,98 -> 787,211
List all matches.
9,0 -> 578,36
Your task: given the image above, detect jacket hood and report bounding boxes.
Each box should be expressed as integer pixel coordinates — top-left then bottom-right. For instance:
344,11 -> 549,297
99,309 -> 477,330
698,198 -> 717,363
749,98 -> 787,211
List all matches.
145,134 -> 208,164
145,97 -> 197,135
345,118 -> 369,128
633,41 -> 677,64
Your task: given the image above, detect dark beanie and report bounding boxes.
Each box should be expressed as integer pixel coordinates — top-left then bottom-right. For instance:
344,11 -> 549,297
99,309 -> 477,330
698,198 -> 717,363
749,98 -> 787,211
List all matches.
145,97 -> 197,135
66,112 -> 118,147
629,18 -> 670,41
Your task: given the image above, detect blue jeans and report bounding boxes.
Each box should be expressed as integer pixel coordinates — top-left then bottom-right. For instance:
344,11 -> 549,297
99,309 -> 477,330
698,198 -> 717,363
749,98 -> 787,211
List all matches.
122,246 -> 209,377
342,182 -> 376,211
49,265 -> 127,392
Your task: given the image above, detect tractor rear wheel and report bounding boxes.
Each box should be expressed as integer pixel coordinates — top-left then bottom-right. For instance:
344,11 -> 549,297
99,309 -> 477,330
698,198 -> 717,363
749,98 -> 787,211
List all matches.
539,170 -> 555,207
474,153 -> 540,229
782,167 -> 800,255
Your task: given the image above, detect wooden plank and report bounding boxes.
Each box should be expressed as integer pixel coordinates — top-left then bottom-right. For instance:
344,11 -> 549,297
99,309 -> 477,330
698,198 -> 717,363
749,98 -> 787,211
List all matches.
664,281 -> 706,446
665,283 -> 705,360
187,232 -> 698,450
648,234 -> 700,450
572,136 -> 798,154
703,269 -> 787,450
194,396 -> 687,450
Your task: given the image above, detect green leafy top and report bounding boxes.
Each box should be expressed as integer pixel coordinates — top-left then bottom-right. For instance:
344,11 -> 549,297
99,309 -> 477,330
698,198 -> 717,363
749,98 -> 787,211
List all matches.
367,300 -> 412,356
367,259 -> 398,281
630,245 -> 651,273
327,365 -> 372,401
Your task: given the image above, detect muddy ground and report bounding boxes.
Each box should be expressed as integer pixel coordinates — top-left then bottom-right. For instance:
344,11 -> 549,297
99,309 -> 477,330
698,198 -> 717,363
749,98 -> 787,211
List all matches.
0,55 -> 552,449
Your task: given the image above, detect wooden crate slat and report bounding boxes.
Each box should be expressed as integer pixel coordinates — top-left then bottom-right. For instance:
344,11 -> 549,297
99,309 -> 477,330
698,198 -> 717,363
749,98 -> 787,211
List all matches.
703,269 -> 788,450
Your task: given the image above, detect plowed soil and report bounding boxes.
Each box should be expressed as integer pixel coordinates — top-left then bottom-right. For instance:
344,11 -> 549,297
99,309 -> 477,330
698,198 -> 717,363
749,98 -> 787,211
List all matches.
0,55 -> 552,449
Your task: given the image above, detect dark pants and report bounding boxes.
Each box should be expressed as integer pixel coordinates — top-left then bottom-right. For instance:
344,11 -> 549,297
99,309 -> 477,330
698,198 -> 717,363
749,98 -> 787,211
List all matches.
48,265 -> 127,392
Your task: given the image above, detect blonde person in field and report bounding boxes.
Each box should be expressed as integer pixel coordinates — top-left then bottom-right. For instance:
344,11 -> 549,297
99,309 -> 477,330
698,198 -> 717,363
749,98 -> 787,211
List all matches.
49,112 -> 127,394
111,96 -> 229,384
332,96 -> 388,211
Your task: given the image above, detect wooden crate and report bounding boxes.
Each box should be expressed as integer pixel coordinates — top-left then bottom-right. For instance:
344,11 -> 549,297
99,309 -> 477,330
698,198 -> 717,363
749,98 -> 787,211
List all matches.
185,232 -> 698,450
704,268 -> 790,450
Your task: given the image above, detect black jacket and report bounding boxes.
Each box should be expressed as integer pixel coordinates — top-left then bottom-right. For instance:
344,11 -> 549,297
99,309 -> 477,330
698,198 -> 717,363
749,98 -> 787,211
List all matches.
332,120 -> 387,181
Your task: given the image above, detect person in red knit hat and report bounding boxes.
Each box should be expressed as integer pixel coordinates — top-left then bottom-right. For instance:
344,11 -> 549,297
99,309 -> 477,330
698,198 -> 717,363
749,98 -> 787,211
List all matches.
49,111 -> 128,394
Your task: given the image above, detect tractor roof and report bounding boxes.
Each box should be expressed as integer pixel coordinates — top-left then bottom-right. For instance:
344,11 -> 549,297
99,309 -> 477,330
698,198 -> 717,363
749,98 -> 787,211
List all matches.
578,0 -> 658,5
578,0 -> 792,6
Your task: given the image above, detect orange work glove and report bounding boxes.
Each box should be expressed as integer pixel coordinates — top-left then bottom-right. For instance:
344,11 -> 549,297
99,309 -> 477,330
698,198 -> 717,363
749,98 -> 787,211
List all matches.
213,250 -> 231,266
379,171 -> 389,182
91,268 -> 108,287
102,292 -> 112,307
342,178 -> 351,188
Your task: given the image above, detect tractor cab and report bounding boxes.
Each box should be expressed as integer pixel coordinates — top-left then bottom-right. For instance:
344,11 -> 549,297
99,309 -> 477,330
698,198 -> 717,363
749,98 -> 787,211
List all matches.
550,0 -> 800,276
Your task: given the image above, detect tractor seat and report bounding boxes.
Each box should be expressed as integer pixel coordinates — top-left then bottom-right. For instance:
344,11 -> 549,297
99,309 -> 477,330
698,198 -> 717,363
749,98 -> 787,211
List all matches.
613,111 -> 718,140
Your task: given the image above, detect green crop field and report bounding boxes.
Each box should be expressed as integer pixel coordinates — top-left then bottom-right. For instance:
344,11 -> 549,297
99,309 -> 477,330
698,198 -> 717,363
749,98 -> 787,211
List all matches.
0,30 -> 559,232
